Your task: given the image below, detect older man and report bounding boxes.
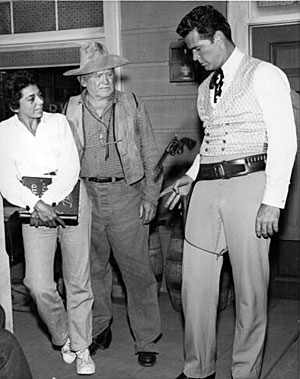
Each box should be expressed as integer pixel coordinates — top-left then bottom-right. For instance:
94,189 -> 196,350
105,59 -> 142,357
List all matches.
165,5 -> 297,379
63,41 -> 162,367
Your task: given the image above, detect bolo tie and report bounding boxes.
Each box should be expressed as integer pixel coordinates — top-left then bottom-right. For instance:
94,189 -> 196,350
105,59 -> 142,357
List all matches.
81,91 -> 116,160
209,68 -> 224,103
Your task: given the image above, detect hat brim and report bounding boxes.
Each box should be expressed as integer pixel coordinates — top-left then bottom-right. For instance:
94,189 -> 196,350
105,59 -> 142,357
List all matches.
63,55 -> 129,76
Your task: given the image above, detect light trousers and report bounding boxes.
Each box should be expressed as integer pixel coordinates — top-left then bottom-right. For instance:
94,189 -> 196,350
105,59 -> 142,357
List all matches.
22,182 -> 94,351
182,171 -> 270,379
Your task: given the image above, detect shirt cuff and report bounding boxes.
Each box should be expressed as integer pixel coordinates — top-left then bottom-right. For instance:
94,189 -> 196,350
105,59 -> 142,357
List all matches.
25,195 -> 40,213
186,154 -> 200,180
261,186 -> 290,209
143,187 -> 160,207
41,193 -> 56,207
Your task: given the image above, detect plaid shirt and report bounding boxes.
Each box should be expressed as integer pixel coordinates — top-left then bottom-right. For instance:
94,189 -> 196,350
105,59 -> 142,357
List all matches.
80,97 -> 124,178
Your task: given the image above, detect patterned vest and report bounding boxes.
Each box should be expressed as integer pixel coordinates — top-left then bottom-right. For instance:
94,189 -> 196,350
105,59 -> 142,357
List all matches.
198,55 -> 268,157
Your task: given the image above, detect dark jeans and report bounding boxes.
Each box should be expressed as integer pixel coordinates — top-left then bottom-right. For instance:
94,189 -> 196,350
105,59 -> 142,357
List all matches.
86,180 -> 161,353
0,328 -> 32,379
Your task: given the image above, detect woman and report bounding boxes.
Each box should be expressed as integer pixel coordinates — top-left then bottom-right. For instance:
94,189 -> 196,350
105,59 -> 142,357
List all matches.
0,71 -> 95,376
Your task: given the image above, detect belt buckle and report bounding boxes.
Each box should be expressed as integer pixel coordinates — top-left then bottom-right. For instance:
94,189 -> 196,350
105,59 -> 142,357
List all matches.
234,160 -> 250,177
214,161 -> 228,179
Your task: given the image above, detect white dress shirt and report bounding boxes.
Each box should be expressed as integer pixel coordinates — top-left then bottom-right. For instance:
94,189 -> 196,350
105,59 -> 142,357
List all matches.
186,48 -> 297,209
0,112 -> 80,211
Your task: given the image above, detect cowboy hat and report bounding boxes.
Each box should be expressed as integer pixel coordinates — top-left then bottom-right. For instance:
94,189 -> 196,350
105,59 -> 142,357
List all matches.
63,41 -> 129,76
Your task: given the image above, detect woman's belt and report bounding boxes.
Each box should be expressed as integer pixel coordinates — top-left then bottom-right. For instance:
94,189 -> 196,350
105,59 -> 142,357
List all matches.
196,153 -> 267,181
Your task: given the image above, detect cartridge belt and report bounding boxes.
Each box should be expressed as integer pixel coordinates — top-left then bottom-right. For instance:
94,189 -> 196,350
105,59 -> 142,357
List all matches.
196,153 -> 267,181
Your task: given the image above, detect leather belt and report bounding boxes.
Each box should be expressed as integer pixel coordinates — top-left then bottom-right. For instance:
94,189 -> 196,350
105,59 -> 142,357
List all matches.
81,177 -> 124,183
196,153 -> 267,181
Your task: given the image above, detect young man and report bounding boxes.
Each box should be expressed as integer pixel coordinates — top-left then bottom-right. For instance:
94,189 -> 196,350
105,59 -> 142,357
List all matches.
63,41 -> 162,367
0,71 -> 95,376
165,6 -> 297,379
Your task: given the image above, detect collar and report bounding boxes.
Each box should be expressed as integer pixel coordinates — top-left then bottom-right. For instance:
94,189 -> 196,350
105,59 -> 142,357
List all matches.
13,113 -> 44,130
221,47 -> 244,81
81,90 -> 119,122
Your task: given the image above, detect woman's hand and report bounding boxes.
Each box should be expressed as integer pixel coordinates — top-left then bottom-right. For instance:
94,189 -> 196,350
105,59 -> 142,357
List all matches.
34,200 -> 66,228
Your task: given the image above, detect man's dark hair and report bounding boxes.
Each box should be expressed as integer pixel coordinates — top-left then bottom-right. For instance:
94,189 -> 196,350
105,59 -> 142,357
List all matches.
176,5 -> 233,42
3,71 -> 38,111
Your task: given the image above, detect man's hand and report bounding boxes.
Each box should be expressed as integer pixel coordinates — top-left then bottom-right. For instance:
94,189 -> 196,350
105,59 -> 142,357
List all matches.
255,204 -> 280,238
139,200 -> 156,225
34,200 -> 66,228
164,175 -> 193,210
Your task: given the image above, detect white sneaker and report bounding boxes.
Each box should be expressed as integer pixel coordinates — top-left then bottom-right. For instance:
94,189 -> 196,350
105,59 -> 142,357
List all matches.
76,348 -> 95,375
61,337 -> 76,364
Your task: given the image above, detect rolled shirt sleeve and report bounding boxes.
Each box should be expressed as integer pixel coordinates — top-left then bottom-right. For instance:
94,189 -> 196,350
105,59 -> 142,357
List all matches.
40,115 -> 80,207
0,141 -> 39,210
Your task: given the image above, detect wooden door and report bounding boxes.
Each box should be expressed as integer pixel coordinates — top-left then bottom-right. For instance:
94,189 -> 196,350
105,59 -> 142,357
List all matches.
252,23 -> 300,299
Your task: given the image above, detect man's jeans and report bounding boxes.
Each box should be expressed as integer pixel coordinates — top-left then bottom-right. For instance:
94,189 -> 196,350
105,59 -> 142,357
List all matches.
86,180 -> 161,353
22,182 -> 94,351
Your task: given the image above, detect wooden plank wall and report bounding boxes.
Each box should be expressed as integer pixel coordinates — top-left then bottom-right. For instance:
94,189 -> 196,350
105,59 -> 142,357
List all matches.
119,1 -> 227,292
120,1 -> 227,200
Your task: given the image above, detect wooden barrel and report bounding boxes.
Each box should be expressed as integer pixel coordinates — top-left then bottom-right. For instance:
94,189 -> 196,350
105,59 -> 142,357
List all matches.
217,253 -> 233,311
149,226 -> 164,294
111,227 -> 164,304
165,228 -> 233,313
111,261 -> 126,304
165,228 -> 184,312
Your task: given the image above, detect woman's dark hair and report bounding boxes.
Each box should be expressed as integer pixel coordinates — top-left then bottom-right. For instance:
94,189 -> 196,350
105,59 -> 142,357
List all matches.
176,5 -> 233,43
3,71 -> 39,111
